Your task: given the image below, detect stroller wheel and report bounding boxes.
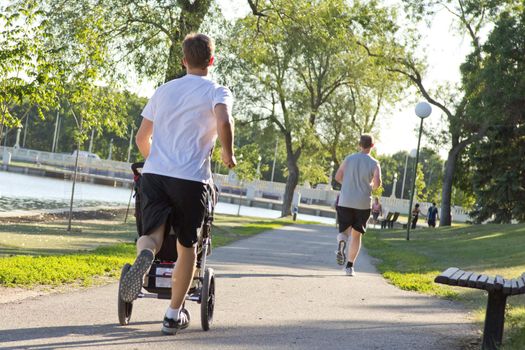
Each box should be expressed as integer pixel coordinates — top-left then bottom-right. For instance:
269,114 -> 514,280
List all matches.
200,268 -> 215,331
118,263 -> 134,325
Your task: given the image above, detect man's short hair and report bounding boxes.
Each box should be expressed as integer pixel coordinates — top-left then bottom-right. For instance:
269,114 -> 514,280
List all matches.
182,33 -> 214,69
359,134 -> 374,149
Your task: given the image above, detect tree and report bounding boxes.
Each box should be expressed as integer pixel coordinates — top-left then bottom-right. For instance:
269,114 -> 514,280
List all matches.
44,0 -> 214,84
231,0 -> 405,216
463,10 -> 525,223
361,0 -> 521,225
0,0 -> 60,145
233,143 -> 266,215
39,2 -> 131,230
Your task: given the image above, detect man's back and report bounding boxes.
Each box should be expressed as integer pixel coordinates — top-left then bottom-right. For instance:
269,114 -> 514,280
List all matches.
142,74 -> 232,183
339,152 -> 379,210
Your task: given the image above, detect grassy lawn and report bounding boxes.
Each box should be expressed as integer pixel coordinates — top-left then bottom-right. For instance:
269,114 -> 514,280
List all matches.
364,224 -> 525,349
0,213 -> 302,289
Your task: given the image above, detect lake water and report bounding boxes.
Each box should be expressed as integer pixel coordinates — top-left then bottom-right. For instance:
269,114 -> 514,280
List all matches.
0,171 -> 335,225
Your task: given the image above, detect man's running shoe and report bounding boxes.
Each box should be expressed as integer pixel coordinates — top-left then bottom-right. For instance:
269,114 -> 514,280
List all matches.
162,309 -> 190,335
335,240 -> 346,265
119,249 -> 154,302
344,266 -> 355,276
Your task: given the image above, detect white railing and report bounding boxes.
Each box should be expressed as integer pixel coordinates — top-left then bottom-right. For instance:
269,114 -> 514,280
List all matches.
1,146 -> 132,176
2,146 -> 470,222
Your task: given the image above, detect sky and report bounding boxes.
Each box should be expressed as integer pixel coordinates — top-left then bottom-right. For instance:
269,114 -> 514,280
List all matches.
131,0 -> 472,158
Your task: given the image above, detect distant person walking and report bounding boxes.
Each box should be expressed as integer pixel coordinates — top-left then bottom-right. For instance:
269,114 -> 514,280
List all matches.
334,134 -> 382,276
427,202 -> 439,228
371,197 -> 383,226
411,203 -> 421,229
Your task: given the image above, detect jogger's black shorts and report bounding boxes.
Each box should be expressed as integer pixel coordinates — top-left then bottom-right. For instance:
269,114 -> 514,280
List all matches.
336,206 -> 371,234
140,173 -> 207,248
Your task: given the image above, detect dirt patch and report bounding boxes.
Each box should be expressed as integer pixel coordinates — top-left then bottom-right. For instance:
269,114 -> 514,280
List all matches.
0,208 -> 130,224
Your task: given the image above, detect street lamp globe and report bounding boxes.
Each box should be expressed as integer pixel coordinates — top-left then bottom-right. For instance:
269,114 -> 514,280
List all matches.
415,101 -> 432,119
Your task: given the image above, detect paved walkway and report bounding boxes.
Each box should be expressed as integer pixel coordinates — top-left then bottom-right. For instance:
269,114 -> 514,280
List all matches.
0,224 -> 475,349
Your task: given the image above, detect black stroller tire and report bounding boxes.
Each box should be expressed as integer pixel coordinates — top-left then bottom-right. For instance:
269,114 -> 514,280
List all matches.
200,268 -> 215,331
118,263 -> 133,325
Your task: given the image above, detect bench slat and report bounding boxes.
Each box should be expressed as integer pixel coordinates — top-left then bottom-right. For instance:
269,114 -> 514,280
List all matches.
485,276 -> 496,292
503,279 -> 513,295
467,273 -> 481,288
476,275 -> 489,289
511,279 -> 520,295
436,268 -> 525,295
458,271 -> 473,287
519,275 -> 525,293
448,269 -> 466,285
434,267 -> 460,284
494,275 -> 505,291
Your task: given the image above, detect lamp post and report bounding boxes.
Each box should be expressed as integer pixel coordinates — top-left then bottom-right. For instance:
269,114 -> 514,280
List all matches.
328,160 -> 335,189
390,173 -> 398,198
406,102 -> 432,241
401,149 -> 416,199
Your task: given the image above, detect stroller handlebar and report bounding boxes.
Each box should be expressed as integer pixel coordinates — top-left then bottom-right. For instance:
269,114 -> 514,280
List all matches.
131,162 -> 145,176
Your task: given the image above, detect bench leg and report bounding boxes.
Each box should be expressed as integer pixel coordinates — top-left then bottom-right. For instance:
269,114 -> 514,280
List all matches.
482,291 -> 507,350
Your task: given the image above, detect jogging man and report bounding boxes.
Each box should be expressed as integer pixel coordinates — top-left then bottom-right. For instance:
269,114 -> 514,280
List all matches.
119,33 -> 236,335
334,134 -> 381,276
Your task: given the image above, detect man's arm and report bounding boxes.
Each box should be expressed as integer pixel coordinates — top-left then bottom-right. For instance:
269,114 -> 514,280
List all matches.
215,103 -> 236,168
372,163 -> 382,190
135,118 -> 153,159
334,160 -> 346,184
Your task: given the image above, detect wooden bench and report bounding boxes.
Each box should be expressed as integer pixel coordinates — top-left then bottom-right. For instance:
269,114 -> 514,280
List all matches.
379,212 -> 393,229
380,212 -> 399,229
435,267 -> 525,350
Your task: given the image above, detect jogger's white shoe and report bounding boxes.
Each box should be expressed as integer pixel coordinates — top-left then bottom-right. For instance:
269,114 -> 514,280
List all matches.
344,266 -> 355,276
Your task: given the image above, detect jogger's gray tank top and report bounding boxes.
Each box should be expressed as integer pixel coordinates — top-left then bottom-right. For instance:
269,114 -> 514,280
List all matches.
338,152 -> 379,210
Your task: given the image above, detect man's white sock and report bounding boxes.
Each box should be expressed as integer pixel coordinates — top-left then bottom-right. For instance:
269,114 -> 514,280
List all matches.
337,233 -> 348,242
166,306 -> 180,320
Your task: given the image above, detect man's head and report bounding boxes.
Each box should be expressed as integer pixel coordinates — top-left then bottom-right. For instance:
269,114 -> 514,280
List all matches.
182,33 -> 215,70
432,202 -> 436,206
359,134 -> 374,151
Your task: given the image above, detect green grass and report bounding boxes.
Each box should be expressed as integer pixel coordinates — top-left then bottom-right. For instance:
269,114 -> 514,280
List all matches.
0,213 -> 299,288
364,224 -> 525,349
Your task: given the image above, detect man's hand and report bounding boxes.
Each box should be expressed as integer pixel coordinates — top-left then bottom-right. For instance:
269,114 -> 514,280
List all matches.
222,149 -> 236,168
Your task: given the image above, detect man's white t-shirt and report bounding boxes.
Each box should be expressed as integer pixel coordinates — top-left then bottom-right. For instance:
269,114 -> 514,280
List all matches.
141,74 -> 233,184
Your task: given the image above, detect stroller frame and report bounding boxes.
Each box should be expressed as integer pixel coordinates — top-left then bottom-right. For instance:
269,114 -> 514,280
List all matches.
118,162 -> 216,331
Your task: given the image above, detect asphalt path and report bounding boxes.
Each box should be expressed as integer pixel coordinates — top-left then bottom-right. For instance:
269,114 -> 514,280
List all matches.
0,224 -> 475,349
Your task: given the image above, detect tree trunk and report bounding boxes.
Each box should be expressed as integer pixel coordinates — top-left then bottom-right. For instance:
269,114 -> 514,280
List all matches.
165,41 -> 185,82
281,133 -> 300,217
440,144 -> 463,226
164,0 -> 212,82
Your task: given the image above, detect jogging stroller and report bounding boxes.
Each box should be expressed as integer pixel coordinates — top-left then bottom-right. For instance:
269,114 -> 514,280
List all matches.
117,162 -> 217,331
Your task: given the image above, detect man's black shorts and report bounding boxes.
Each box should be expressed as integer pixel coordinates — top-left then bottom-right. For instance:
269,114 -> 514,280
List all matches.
336,206 -> 371,234
140,173 -> 207,248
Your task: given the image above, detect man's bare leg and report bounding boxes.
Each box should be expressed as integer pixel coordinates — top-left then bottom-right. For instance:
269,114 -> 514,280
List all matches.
136,224 -> 164,255
170,240 -> 197,309
347,228 -> 362,264
343,228 -> 362,276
